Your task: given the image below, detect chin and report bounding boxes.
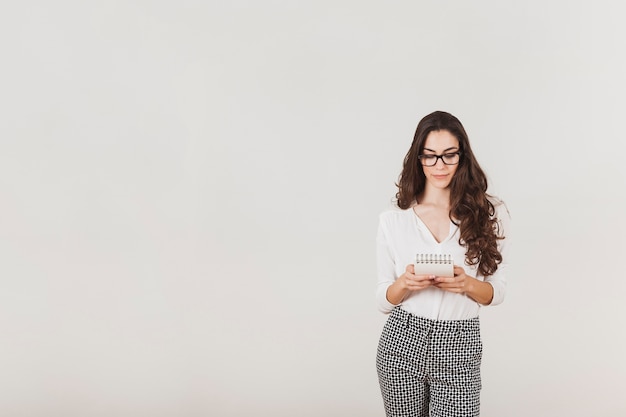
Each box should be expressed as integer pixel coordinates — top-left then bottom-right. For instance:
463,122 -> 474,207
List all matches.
429,178 -> 452,188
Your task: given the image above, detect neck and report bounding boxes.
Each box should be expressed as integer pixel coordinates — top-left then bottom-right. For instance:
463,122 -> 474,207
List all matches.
418,184 -> 451,208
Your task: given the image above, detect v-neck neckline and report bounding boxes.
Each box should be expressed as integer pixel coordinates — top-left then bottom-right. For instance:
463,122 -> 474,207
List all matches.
411,207 -> 456,245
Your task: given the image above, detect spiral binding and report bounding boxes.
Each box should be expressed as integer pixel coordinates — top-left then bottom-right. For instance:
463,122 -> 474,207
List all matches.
415,254 -> 453,264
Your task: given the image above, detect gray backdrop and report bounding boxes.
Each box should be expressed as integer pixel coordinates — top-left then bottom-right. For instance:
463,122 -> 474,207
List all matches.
1,1 -> 625,416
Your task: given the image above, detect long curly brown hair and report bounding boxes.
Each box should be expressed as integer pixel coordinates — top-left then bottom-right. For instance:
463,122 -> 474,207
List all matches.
396,111 -> 503,276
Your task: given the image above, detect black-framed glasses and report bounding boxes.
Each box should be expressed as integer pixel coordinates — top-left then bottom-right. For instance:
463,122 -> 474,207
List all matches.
417,152 -> 461,167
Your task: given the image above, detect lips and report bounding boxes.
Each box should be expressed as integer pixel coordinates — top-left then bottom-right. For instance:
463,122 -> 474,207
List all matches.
432,174 -> 448,179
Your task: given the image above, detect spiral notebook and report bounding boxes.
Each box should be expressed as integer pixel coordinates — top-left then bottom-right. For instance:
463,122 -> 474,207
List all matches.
414,254 -> 454,277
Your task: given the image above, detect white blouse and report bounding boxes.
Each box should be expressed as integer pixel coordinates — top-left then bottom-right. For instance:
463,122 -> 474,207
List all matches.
376,201 -> 511,320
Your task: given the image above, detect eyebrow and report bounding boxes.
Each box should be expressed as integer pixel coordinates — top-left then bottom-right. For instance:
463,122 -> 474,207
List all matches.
422,147 -> 459,153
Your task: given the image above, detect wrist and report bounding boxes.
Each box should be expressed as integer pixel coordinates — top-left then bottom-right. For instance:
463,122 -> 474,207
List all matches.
464,276 -> 476,295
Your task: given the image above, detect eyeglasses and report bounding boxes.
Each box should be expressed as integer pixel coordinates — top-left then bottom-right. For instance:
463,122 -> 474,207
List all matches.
417,152 -> 461,167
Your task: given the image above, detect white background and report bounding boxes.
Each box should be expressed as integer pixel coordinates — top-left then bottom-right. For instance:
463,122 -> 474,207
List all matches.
1,1 -> 625,416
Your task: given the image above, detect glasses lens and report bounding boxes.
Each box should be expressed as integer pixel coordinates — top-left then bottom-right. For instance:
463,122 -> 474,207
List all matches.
420,155 -> 437,166
442,153 -> 460,165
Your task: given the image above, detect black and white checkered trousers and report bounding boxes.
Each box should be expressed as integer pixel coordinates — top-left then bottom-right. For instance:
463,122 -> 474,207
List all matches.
376,307 -> 483,417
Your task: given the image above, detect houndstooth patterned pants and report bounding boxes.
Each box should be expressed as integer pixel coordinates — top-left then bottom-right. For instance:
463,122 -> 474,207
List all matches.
376,307 -> 483,417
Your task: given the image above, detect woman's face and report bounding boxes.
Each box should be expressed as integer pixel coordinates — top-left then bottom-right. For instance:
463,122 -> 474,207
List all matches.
420,130 -> 460,189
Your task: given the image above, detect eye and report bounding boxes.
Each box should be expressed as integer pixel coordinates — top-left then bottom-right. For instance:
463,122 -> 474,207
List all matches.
421,155 -> 436,160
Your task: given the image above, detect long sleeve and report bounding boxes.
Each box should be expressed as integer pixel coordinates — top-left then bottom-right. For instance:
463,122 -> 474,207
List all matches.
376,214 -> 400,313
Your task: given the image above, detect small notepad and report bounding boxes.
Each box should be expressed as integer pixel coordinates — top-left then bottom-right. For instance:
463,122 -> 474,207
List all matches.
414,254 -> 454,277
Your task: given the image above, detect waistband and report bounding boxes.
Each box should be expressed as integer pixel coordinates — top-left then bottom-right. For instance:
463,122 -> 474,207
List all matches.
390,306 -> 480,332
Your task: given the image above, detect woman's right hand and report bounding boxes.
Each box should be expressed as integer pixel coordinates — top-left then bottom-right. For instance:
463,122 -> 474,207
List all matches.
399,264 -> 435,291
385,264 -> 434,305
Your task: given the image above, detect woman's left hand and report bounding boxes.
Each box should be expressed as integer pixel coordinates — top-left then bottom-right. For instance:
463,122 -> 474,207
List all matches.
434,265 -> 472,294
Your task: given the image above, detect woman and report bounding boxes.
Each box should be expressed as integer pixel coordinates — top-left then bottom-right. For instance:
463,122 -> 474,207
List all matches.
375,111 -> 510,417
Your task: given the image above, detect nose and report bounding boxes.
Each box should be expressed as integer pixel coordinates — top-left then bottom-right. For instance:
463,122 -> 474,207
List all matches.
434,157 -> 447,169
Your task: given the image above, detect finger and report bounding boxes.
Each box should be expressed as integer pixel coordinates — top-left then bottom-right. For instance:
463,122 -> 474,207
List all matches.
413,274 -> 436,281
437,286 -> 462,292
435,280 -> 463,289
408,283 -> 432,291
404,275 -> 427,286
407,279 -> 433,289
435,284 -> 463,292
